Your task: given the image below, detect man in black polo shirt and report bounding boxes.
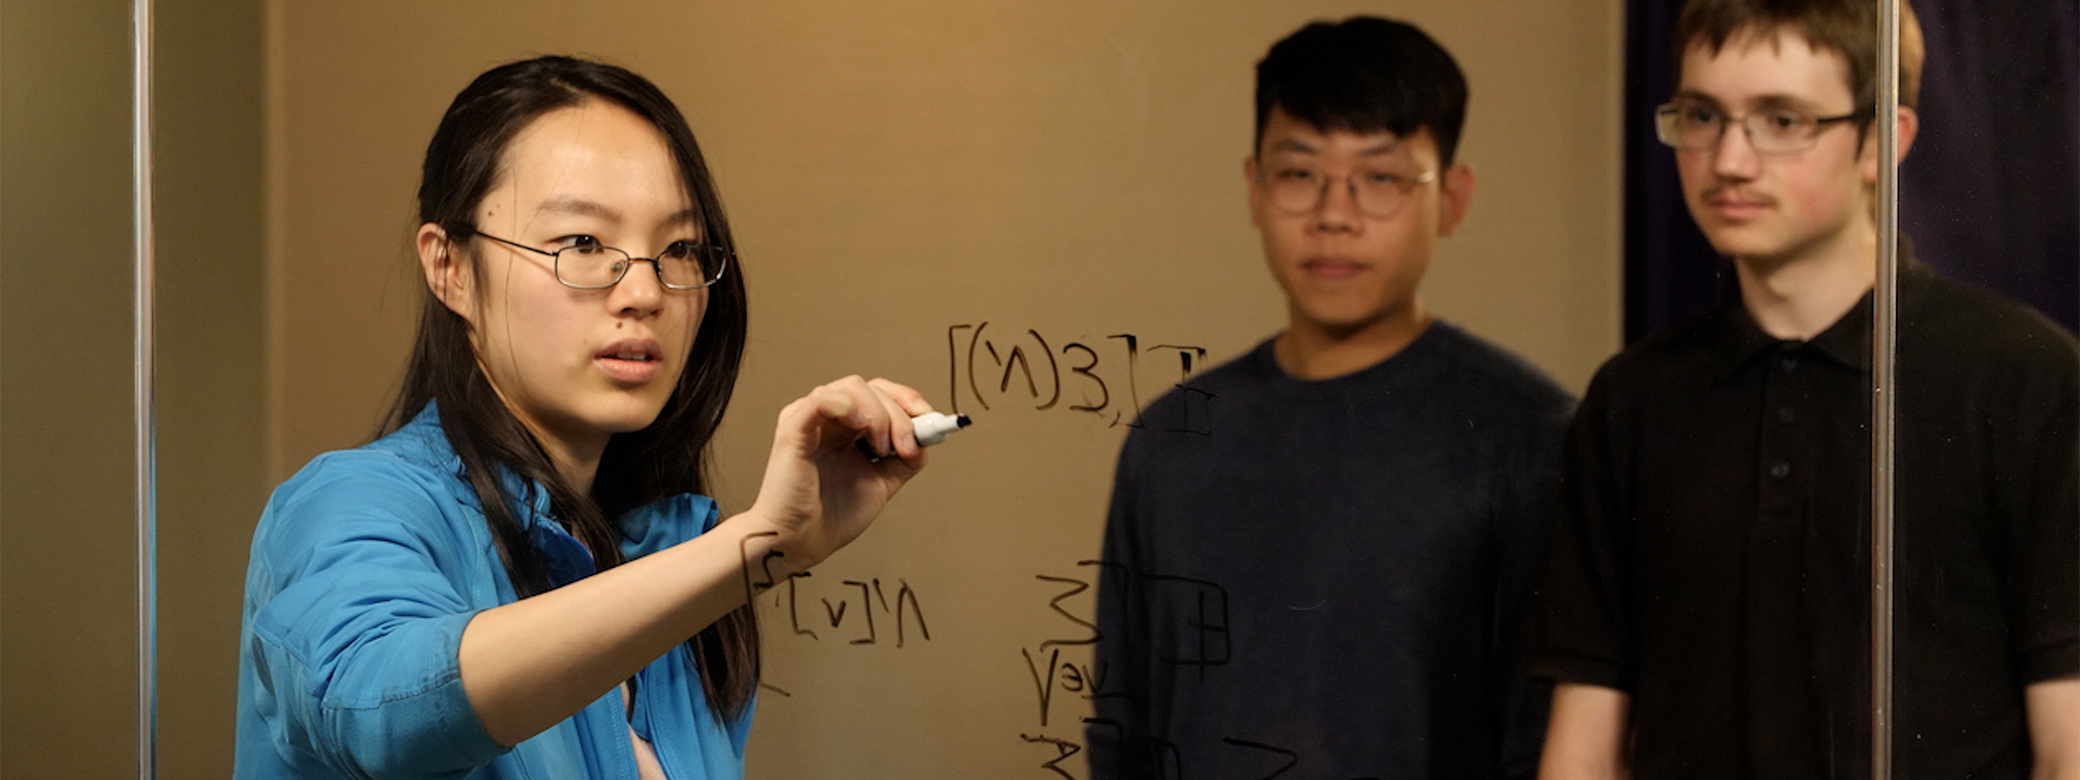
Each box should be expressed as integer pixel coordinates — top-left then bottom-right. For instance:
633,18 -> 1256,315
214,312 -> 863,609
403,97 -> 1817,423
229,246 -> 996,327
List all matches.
1528,1 -> 2080,778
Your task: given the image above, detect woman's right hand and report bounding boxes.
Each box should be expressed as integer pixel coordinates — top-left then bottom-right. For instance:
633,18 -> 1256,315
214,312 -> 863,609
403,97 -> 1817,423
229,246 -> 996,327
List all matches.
452,376 -> 935,747
742,376 -> 935,576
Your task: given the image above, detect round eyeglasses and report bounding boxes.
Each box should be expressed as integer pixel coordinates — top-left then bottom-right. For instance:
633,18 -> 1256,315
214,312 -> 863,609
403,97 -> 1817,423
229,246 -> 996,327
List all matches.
1654,101 -> 1870,155
469,229 -> 730,290
1255,166 -> 1439,219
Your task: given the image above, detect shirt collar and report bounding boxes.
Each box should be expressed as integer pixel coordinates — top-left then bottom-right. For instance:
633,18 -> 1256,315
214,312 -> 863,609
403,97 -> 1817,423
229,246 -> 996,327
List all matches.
396,402 -> 558,524
1705,238 -> 1934,384
401,401 -> 714,566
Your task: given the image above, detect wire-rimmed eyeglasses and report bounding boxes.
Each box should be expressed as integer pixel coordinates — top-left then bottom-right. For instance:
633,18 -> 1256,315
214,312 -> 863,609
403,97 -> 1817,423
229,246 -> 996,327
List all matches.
468,229 -> 730,290
1654,100 -> 1871,155
1254,166 -> 1439,219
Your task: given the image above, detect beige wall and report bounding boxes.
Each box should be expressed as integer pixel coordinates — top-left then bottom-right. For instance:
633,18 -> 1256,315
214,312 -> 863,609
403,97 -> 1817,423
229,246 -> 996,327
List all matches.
121,1 -> 1627,777
262,1 -> 1622,478
0,2 -> 266,777
153,0 -> 268,776
0,0 -> 141,776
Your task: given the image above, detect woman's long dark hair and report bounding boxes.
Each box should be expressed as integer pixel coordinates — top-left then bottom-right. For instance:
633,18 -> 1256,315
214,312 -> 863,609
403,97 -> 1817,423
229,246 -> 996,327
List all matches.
381,55 -> 758,720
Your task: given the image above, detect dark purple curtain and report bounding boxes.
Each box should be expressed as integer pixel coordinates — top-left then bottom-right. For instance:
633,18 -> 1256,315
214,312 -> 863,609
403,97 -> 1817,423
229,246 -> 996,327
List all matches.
1624,0 -> 1727,341
1624,0 -> 2080,341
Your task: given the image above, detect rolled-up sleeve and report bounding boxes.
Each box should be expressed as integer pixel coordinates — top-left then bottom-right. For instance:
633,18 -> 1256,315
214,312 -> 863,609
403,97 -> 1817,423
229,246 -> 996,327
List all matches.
243,454 -> 507,778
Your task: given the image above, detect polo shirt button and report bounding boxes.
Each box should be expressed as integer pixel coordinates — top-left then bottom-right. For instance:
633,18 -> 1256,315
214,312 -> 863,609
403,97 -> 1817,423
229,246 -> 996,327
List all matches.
1780,356 -> 1800,372
1769,460 -> 1792,480
1777,407 -> 1796,424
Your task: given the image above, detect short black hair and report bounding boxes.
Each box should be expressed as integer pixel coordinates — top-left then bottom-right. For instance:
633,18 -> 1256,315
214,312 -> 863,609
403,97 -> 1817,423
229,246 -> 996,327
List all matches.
1254,16 -> 1470,166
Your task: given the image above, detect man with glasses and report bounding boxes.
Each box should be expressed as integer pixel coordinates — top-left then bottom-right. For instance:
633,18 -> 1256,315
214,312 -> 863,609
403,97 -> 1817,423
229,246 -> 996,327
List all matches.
1088,16 -> 1571,779
1530,1 -> 2080,778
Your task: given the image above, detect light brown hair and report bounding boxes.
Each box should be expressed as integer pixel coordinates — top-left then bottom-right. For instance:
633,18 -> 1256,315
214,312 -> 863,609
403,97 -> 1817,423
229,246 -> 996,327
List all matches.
1674,0 -> 1925,113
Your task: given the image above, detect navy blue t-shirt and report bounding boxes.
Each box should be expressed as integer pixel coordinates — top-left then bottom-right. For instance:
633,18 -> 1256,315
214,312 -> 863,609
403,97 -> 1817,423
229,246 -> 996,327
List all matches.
1090,322 -> 1573,780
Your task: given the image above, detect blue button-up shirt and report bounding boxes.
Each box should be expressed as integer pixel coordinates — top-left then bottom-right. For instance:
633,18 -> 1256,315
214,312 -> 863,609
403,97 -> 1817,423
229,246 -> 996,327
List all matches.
235,405 -> 752,779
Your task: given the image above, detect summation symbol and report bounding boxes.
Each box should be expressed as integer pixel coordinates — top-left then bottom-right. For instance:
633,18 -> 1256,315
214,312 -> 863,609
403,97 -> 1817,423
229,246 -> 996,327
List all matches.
1012,560 -> 1244,778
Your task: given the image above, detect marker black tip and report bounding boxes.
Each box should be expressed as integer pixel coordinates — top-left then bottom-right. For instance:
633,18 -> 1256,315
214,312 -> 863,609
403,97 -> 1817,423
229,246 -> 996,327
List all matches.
855,411 -> 973,462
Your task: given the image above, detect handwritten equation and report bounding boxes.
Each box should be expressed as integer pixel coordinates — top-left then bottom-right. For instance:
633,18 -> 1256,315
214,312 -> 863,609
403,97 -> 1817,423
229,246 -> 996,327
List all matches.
762,571 -> 932,649
736,544 -> 1368,778
1032,729 -> 1349,780
946,324 -> 1217,434
1020,561 -> 1231,728
1016,560 -> 1239,779
1060,729 -> 1378,780
735,534 -> 935,699
1011,560 -> 1402,779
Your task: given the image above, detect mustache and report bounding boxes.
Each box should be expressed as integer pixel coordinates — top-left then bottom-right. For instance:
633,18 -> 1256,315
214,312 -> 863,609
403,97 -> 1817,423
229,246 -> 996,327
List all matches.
1701,185 -> 1776,206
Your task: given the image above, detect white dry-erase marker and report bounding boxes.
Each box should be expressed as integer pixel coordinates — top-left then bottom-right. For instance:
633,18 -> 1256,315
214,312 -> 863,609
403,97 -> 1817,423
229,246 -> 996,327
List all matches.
857,412 -> 973,460
909,411 -> 973,446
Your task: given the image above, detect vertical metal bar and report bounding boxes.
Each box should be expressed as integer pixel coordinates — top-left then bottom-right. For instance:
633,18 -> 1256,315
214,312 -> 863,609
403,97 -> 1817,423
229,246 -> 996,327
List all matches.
1872,0 -> 1901,778
132,0 -> 157,776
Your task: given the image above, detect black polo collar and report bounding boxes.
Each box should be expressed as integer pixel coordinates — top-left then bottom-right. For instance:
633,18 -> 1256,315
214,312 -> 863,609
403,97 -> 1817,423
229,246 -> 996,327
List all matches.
1703,241 -> 1935,384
